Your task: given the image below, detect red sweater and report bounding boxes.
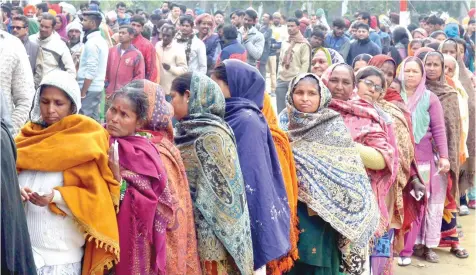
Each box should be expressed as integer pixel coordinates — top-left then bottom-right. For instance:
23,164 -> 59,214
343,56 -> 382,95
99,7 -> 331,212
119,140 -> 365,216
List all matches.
105,45 -> 145,96
132,34 -> 158,82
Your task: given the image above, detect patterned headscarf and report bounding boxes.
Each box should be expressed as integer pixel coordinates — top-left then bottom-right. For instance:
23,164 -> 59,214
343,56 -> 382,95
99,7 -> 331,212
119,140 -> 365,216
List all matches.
281,73 -> 379,249
174,72 -> 254,275
187,73 -> 225,118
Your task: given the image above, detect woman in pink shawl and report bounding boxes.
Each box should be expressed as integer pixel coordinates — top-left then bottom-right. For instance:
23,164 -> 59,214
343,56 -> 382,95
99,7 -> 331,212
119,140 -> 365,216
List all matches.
396,57 -> 450,265
322,63 -> 398,275
55,14 -> 68,40
106,81 -> 174,275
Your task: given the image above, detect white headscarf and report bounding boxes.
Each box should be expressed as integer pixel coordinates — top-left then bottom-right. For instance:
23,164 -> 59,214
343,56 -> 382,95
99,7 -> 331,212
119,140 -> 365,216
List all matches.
30,70 -> 82,125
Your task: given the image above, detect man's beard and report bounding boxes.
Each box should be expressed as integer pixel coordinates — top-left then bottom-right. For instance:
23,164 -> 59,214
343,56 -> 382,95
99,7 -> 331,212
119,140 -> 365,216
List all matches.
70,37 -> 80,44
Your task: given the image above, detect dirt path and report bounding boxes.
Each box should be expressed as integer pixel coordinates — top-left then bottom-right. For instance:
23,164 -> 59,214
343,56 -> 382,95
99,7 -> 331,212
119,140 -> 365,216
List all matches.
394,210 -> 476,275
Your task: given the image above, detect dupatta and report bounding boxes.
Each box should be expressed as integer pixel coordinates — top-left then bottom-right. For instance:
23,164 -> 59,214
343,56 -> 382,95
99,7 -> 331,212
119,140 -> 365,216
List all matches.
223,60 -> 291,269
111,133 -> 172,275
262,93 -> 300,274
175,73 -> 254,275
284,73 -> 379,248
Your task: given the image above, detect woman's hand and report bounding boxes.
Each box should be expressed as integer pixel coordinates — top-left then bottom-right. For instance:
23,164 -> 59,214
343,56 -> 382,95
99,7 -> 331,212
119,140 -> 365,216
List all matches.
412,177 -> 426,198
29,191 -> 54,207
438,158 -> 450,174
108,146 -> 121,182
20,186 -> 32,201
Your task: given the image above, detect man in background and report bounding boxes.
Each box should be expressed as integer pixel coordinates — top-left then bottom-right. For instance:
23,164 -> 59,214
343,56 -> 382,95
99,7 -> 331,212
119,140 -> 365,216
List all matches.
77,11 -> 108,121
131,15 -> 158,81
242,9 -> 264,67
325,18 -> 351,61
258,13 -> 272,78
12,15 -> 38,73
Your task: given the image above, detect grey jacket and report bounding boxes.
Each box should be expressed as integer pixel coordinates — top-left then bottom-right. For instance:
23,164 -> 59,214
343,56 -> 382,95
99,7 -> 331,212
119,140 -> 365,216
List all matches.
21,36 -> 39,74
243,26 -> 264,66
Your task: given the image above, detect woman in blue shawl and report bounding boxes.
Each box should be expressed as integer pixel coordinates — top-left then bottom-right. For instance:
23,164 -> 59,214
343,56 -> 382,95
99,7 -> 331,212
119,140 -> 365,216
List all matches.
170,72 -> 254,275
211,60 -> 291,272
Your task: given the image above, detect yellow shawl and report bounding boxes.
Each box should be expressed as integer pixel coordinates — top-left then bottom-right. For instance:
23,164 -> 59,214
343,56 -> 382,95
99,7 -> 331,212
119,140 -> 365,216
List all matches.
262,93 -> 300,274
15,115 -> 120,275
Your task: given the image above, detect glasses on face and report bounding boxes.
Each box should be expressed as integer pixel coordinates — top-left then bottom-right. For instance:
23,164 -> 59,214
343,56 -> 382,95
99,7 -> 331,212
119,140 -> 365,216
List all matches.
359,79 -> 384,93
12,26 -> 26,30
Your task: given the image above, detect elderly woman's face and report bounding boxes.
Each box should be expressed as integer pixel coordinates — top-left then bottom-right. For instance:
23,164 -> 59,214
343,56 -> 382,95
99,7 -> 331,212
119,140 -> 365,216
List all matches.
39,86 -> 73,126
292,79 -> 321,113
106,96 -> 140,137
326,66 -> 354,100
444,59 -> 456,79
441,42 -> 458,59
311,50 -> 329,77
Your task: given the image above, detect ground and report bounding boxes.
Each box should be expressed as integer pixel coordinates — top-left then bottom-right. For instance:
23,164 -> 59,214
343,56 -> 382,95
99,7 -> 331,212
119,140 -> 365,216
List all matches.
394,210 -> 476,275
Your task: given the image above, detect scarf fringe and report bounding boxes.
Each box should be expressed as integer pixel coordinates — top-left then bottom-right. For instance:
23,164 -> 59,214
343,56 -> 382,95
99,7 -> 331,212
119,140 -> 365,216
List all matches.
73,217 -> 120,273
266,214 -> 300,274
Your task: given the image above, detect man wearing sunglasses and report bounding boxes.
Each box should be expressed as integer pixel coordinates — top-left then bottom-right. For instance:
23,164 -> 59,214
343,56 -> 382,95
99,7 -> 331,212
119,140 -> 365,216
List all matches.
12,15 -> 38,74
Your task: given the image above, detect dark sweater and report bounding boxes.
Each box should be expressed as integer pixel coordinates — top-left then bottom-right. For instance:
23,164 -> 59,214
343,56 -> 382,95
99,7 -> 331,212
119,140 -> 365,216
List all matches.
346,38 -> 382,65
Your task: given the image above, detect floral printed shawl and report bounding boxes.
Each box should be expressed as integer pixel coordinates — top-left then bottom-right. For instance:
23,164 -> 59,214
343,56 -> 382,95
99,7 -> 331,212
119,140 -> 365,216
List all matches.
174,73 -> 254,275
281,73 -> 379,248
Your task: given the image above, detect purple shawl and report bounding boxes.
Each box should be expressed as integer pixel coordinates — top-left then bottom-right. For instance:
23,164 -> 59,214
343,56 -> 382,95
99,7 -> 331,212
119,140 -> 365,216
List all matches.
110,135 -> 172,275
223,60 -> 291,268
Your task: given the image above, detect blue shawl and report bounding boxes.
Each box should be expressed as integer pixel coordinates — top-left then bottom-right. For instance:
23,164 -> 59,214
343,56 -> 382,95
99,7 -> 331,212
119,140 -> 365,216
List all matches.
223,60 -> 291,269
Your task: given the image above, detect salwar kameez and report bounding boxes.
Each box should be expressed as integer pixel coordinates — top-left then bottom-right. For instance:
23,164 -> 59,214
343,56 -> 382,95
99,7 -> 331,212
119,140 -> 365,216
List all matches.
400,92 -> 449,256
287,202 -> 341,275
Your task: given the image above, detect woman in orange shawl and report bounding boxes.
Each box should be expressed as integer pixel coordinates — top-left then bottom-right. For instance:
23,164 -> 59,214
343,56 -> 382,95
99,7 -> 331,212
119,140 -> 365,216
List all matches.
139,80 -> 202,275
16,70 -> 120,275
262,93 -> 300,275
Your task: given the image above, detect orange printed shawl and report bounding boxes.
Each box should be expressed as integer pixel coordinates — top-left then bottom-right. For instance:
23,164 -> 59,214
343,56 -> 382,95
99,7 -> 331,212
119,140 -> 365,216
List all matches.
262,93 -> 300,274
15,115 -> 120,275
140,79 -> 201,274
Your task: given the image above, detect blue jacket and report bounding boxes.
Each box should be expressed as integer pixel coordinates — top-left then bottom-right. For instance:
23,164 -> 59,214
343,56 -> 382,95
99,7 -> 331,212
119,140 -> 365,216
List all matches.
325,33 -> 351,61
369,30 -> 382,49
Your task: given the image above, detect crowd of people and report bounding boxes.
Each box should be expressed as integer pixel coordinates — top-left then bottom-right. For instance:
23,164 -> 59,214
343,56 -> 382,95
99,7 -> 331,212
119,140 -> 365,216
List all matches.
1,1 -> 476,275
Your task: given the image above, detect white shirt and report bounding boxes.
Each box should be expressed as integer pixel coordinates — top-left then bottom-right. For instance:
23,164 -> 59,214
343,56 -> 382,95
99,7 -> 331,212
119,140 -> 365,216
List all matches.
176,35 -> 207,74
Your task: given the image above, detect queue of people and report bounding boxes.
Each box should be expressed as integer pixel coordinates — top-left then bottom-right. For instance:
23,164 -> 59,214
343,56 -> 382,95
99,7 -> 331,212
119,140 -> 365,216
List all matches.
1,2 -> 476,275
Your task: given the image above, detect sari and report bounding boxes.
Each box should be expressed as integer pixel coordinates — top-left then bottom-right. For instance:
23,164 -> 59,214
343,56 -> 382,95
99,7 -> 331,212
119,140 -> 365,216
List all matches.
175,73 -> 254,275
111,132 -> 172,275
262,93 -> 300,274
282,73 -> 379,275
139,80 -> 201,274
56,14 -> 68,40
223,60 -> 291,270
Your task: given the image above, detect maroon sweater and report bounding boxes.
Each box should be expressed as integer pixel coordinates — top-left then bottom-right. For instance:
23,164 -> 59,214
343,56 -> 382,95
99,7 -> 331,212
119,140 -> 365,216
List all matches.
105,44 -> 145,96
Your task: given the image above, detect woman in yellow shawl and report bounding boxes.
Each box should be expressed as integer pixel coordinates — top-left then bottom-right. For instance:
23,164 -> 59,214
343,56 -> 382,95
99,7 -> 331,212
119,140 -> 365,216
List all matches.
262,93 -> 300,274
16,70 -> 120,275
